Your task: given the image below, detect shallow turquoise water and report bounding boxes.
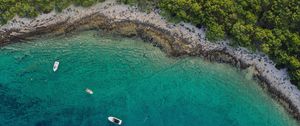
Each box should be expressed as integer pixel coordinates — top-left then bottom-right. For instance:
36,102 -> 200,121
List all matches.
0,31 -> 298,126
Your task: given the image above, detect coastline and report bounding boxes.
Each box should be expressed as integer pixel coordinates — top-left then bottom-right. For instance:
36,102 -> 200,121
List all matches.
1,0 -> 300,121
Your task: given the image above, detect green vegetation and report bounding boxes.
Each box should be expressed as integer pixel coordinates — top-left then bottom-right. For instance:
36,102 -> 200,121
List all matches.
117,0 -> 160,13
0,0 -> 105,24
119,0 -> 300,87
0,0 -> 299,87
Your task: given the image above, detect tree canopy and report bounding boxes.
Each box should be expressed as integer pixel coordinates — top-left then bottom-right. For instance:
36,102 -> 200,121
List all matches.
1,0 -> 300,87
0,0 -> 105,24
120,0 -> 300,87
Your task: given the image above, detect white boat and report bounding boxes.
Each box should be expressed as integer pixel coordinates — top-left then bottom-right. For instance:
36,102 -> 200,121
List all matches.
108,116 -> 122,125
85,88 -> 93,95
53,61 -> 59,72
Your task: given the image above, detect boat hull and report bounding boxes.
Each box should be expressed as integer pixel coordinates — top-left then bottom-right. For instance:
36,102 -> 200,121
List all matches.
53,61 -> 59,72
108,116 -> 122,125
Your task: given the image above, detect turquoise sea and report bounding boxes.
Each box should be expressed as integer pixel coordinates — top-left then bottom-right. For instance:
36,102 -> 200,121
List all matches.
0,31 -> 298,126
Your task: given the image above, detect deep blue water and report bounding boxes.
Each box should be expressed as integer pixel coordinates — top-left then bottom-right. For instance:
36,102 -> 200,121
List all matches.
0,31 -> 298,126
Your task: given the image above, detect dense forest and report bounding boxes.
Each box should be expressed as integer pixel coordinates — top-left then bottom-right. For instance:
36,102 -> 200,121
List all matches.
120,0 -> 300,88
1,0 -> 300,87
0,0 -> 104,24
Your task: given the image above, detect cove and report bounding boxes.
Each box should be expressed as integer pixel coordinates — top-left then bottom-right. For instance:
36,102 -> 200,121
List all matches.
0,30 -> 298,126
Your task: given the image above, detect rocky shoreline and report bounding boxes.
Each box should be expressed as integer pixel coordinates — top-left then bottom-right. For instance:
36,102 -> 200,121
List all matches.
1,0 -> 300,121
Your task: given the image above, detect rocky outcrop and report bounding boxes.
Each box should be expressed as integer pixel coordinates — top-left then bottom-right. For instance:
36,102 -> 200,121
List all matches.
1,1 -> 300,121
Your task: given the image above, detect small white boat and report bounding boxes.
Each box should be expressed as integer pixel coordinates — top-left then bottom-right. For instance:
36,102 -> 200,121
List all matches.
53,61 -> 59,72
108,116 -> 122,125
85,88 -> 93,95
